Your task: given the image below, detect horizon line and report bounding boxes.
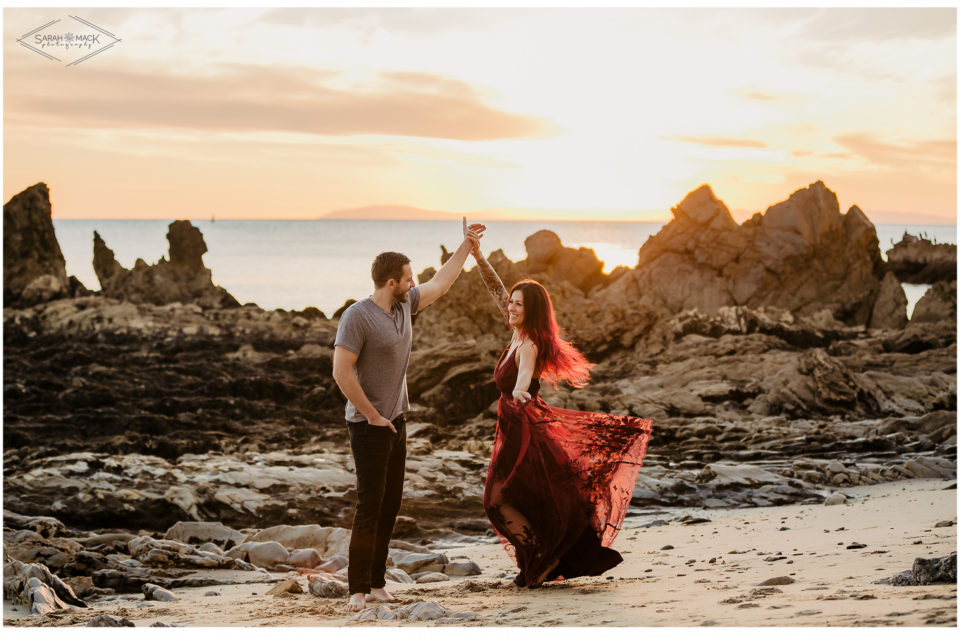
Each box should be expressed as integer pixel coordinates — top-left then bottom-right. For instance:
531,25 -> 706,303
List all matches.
50,216 -> 959,226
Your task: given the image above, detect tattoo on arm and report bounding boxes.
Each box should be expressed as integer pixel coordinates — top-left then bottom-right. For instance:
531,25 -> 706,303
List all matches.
477,257 -> 510,323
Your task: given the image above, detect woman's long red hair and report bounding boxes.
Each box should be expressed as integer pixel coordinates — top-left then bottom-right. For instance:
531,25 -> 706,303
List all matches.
510,279 -> 593,388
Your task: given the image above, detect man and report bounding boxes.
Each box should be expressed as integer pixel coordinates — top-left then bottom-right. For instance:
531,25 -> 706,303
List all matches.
332,218 -> 484,612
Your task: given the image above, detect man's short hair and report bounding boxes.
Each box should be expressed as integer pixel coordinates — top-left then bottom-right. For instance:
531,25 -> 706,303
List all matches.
371,252 -> 411,288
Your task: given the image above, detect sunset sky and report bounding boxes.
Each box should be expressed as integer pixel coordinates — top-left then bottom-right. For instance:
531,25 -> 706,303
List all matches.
3,6 -> 957,223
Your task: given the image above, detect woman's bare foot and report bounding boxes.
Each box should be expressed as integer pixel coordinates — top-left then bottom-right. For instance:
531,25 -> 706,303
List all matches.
365,587 -> 394,603
499,579 -> 518,589
345,592 -> 365,612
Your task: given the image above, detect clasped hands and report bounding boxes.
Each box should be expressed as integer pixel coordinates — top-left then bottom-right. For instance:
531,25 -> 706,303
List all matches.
463,217 -> 485,256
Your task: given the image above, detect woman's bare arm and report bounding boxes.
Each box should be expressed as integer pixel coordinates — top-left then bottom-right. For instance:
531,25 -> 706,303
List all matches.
512,340 -> 537,403
473,248 -> 510,324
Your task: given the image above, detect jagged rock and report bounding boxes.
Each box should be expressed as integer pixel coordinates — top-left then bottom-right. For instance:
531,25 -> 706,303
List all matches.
77,533 -> 138,551
93,221 -> 239,309
3,560 -> 87,612
912,281 -> 957,324
913,554 -> 957,584
869,272 -> 908,330
875,553 -> 957,585
3,529 -> 84,571
86,614 -> 135,627
3,183 -> 74,306
886,233 -> 956,284
601,182 -> 884,323
3,510 -> 68,537
524,230 -> 606,293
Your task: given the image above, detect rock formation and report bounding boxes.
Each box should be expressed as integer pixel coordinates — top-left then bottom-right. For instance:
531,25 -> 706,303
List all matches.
868,271 -> 908,330
599,181 -> 886,325
93,220 -> 239,308
886,233 -> 957,284
912,281 -> 957,324
3,183 -> 74,306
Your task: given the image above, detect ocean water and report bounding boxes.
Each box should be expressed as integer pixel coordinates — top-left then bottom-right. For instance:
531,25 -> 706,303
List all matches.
52,219 -> 955,317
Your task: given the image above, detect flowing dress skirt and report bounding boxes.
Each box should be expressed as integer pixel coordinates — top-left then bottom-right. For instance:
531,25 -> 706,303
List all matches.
483,347 -> 653,587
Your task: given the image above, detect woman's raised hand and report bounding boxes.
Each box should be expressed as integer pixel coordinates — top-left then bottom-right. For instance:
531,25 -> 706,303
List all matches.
463,217 -> 486,256
512,389 -> 531,405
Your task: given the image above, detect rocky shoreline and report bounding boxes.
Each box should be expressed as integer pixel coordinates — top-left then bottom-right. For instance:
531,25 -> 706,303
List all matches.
3,180 -> 956,621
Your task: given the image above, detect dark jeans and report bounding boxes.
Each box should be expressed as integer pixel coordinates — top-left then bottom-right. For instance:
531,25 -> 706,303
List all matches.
346,413 -> 406,595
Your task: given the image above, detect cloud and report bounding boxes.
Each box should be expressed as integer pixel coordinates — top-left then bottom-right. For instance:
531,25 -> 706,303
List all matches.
3,63 -> 549,141
258,7 -> 500,34
672,136 -> 769,149
743,92 -> 779,102
799,7 -> 956,43
834,133 -> 956,168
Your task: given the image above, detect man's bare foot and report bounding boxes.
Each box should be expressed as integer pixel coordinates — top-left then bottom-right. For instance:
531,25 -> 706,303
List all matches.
345,592 -> 365,612
365,587 -> 394,603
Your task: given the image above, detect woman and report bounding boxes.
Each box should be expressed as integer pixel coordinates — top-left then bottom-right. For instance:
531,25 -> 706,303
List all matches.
472,244 -> 653,589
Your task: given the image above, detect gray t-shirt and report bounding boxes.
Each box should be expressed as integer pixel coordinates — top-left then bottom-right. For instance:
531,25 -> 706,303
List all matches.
334,286 -> 421,423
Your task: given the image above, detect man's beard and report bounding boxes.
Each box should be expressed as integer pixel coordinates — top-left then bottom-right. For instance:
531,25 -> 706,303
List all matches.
393,287 -> 408,303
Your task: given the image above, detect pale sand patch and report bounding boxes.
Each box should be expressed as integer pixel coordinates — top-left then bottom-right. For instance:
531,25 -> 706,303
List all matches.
4,478 -> 955,628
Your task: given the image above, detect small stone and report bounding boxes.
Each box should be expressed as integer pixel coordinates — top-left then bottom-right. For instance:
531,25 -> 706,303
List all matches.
847,543 -> 867,550
824,493 -> 846,506
385,568 -> 415,584
934,520 -> 955,528
661,545 -> 675,550
758,576 -> 794,586
307,576 -> 347,598
779,527 -> 790,531
415,572 -> 450,584
266,580 -> 302,596
407,601 -> 447,621
142,583 -> 177,602
443,561 -> 482,577
204,591 -> 221,597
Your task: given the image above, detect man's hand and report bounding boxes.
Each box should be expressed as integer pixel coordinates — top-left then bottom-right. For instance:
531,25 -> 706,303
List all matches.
368,414 -> 397,434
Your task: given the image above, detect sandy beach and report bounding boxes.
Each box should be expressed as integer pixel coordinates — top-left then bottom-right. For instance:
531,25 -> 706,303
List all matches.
5,478 -> 954,628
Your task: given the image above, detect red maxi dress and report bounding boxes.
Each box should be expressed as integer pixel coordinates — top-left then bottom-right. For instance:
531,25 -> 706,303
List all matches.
483,345 -> 654,587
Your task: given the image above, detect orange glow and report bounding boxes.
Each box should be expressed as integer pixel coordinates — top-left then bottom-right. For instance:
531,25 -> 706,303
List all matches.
3,8 -> 956,223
